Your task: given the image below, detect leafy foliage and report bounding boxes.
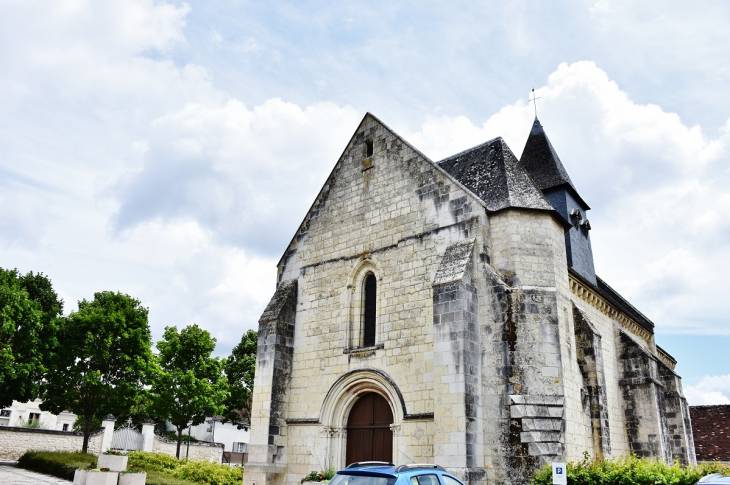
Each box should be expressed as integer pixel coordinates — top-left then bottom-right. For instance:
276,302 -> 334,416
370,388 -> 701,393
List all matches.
222,329 -> 256,429
531,455 -> 730,485
127,451 -> 182,472
127,451 -> 243,485
18,417 -> 48,428
41,291 -> 154,452
164,430 -> 198,442
301,466 -> 337,483
0,268 -> 63,407
147,324 -> 229,458
174,459 -> 243,485
72,414 -> 101,432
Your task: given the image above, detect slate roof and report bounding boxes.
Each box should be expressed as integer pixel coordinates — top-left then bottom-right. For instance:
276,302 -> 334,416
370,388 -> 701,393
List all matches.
437,137 -> 554,213
690,405 -> 730,462
520,118 -> 576,190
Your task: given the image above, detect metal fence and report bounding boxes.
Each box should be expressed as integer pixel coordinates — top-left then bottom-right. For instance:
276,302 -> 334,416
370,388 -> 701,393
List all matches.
111,418 -> 143,451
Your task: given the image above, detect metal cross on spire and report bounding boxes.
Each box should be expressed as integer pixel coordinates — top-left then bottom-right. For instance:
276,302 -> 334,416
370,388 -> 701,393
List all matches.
529,88 -> 541,118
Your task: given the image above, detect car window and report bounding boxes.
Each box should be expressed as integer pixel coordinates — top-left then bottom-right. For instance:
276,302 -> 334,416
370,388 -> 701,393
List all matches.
410,474 -> 440,485
441,475 -> 464,485
330,475 -> 397,485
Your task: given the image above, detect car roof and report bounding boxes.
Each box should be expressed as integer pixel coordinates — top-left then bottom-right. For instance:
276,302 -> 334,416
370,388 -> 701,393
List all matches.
339,463 -> 458,481
698,476 -> 730,485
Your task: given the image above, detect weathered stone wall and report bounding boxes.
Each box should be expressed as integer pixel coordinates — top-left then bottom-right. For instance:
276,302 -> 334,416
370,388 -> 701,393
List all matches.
246,115 -> 489,485
151,435 -> 223,462
483,209 -> 572,484
0,426 -> 103,460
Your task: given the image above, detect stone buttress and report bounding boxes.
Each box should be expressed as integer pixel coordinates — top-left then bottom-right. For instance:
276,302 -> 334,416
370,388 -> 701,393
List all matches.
572,305 -> 611,457
617,331 -> 671,461
432,238 -> 486,483
246,280 -> 298,485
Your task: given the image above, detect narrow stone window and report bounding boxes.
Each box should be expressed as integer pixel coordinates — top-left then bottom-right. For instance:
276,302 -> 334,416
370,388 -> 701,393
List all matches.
365,139 -> 374,158
363,273 -> 376,347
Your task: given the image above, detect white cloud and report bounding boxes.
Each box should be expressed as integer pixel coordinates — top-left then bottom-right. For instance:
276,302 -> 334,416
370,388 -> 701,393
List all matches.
0,0 -> 728,361
112,97 -> 361,256
685,375 -> 730,405
404,61 -> 730,335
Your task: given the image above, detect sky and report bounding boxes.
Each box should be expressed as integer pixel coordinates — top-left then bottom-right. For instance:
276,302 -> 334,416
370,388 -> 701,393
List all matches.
1,0 -> 729,405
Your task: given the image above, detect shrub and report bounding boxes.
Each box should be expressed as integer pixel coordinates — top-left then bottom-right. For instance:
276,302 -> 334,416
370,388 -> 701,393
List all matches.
127,451 -> 181,472
17,451 -> 96,480
17,450 -> 220,485
174,460 -> 243,485
164,430 -> 198,442
531,455 -> 730,485
127,451 -> 242,485
17,418 -> 48,429
302,466 -> 337,483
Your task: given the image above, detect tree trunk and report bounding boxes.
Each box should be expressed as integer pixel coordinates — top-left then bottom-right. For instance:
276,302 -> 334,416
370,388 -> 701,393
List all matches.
176,426 -> 183,459
82,415 -> 92,453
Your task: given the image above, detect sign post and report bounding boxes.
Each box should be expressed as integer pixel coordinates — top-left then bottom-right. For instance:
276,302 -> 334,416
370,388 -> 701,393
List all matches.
552,463 -> 567,485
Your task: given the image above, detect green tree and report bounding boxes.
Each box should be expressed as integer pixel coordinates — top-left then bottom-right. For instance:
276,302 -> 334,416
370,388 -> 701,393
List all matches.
41,291 -> 153,452
221,329 -> 256,429
148,324 -> 229,459
0,268 -> 63,408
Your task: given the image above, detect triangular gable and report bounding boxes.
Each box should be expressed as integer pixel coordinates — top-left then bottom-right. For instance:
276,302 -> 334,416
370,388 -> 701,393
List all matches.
275,112 -> 489,269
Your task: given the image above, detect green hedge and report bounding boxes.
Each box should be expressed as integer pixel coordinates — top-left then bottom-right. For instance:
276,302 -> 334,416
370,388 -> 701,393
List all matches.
127,451 -> 243,485
17,451 -> 96,481
532,456 -> 730,485
17,451 -> 239,485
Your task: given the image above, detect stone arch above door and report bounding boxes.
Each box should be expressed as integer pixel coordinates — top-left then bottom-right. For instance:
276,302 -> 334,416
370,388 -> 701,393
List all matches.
318,369 -> 405,468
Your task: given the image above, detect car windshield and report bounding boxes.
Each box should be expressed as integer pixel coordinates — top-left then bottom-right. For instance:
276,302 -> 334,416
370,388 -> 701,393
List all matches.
330,474 -> 397,485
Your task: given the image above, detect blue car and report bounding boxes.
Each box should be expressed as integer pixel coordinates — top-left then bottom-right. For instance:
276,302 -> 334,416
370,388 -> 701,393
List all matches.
698,475 -> 730,485
329,462 -> 466,485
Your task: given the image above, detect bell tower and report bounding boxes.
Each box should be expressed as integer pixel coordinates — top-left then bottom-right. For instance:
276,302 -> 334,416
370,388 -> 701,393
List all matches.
520,117 -> 597,285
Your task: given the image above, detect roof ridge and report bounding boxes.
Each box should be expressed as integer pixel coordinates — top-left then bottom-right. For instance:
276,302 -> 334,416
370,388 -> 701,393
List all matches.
436,136 -> 503,164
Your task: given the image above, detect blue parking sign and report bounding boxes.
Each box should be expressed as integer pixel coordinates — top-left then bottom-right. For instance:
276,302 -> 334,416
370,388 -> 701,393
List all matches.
552,463 -> 567,485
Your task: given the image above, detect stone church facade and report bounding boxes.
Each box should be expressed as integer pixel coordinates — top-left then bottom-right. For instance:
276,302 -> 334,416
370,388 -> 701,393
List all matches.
244,114 -> 695,485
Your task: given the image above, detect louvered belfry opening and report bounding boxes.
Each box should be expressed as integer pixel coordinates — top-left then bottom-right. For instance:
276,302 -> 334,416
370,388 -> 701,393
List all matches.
363,273 -> 376,347
345,392 -> 393,465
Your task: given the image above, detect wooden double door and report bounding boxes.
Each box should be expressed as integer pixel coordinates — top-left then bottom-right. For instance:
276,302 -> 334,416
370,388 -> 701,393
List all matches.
345,392 -> 393,465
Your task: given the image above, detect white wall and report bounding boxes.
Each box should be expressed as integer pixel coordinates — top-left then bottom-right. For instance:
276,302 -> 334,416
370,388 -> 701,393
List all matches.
0,399 -> 76,431
165,419 -> 250,451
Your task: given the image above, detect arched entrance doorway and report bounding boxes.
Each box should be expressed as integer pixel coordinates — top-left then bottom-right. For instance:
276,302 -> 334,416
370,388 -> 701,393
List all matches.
345,392 -> 393,465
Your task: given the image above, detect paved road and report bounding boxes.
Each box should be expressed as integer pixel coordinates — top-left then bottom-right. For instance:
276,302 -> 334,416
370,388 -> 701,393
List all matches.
0,463 -> 72,484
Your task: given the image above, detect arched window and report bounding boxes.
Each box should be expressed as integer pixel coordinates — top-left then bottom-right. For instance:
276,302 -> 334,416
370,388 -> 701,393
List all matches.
363,273 -> 376,347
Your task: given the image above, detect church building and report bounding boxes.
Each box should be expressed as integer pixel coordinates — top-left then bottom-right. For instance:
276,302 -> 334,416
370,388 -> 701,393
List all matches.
244,113 -> 696,485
